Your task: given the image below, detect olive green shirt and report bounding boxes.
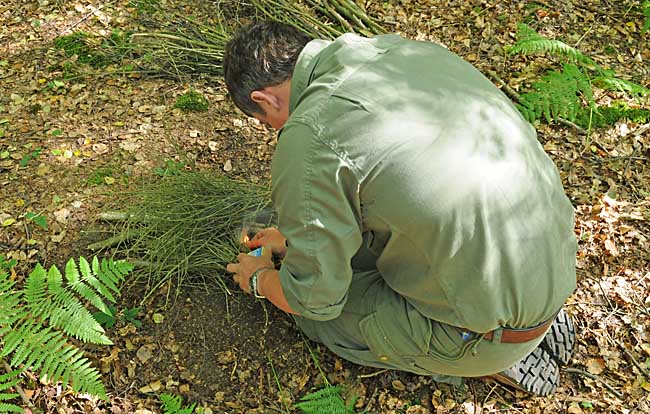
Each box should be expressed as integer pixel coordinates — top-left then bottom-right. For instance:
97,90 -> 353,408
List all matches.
272,34 -> 577,333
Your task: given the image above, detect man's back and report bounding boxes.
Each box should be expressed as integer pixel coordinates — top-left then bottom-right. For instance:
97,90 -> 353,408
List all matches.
273,33 -> 576,332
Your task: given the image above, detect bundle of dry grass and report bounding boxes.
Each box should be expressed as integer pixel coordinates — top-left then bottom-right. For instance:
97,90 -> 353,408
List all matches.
130,0 -> 385,77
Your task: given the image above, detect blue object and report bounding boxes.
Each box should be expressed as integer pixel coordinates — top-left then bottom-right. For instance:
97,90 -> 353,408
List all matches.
248,247 -> 264,257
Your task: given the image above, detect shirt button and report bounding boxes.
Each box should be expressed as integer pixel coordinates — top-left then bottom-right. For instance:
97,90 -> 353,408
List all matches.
379,356 -> 389,361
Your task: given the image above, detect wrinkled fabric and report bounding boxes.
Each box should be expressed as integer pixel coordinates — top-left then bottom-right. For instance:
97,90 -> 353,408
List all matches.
293,267 -> 547,380
272,34 -> 576,376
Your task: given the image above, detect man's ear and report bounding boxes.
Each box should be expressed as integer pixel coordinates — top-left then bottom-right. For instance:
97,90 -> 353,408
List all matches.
251,89 -> 281,110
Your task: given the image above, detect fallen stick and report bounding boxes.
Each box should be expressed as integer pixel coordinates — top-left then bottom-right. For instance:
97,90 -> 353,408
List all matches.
87,229 -> 143,251
564,367 -> 623,398
97,211 -> 130,221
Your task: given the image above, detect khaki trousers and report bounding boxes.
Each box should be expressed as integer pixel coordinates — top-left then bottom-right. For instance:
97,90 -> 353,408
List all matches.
293,269 -> 547,384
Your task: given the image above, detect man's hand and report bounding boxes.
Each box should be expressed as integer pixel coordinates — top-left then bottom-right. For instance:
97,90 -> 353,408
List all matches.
247,227 -> 288,257
226,251 -> 274,294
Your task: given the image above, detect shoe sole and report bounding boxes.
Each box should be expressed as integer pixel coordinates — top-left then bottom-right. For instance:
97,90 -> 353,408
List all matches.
540,308 -> 575,366
490,347 -> 560,396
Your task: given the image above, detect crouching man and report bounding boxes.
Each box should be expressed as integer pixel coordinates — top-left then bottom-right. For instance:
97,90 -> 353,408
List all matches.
225,21 -> 576,396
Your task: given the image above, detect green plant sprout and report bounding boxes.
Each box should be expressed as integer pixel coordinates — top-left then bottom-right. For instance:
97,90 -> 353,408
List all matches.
93,306 -> 142,329
153,159 -> 186,177
25,212 -> 47,230
19,147 -> 42,167
174,90 -> 209,112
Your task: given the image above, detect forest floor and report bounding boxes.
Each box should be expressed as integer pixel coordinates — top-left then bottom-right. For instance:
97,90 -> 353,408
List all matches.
1,0 -> 649,413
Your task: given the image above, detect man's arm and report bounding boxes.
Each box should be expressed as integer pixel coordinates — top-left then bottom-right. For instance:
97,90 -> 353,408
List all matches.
257,269 -> 297,314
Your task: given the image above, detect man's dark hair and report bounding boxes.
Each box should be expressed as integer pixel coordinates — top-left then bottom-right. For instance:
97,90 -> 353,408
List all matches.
224,21 -> 312,117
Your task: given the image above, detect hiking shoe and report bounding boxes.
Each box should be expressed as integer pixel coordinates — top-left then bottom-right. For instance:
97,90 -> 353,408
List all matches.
540,308 -> 575,366
489,347 -> 560,396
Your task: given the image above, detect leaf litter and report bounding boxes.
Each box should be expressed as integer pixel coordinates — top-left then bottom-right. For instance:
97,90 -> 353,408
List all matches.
0,0 -> 649,413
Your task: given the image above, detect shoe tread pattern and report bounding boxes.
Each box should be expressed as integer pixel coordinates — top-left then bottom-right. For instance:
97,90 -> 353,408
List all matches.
499,347 -> 560,396
541,308 -> 575,366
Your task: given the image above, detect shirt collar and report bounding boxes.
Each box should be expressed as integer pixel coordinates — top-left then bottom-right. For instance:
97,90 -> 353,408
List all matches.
289,39 -> 331,113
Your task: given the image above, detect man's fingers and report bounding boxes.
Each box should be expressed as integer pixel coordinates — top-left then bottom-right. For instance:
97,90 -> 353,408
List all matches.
226,263 -> 238,273
247,239 -> 262,249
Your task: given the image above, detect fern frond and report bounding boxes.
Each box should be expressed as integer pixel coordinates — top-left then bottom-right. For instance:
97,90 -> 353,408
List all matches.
24,263 -> 48,306
0,369 -> 24,411
594,75 -> 650,96
0,256 -> 131,401
516,64 -> 593,124
295,386 -> 353,414
0,275 -> 26,338
64,257 -> 132,313
510,23 -> 595,66
65,258 -> 109,314
0,367 -> 23,392
93,257 -> 130,296
0,402 -> 23,413
21,263 -> 112,344
36,337 -> 106,399
643,1 -> 650,34
160,392 -> 196,414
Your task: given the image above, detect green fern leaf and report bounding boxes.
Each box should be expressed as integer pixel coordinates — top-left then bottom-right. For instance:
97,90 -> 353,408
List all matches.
22,263 -> 111,344
64,258 -> 109,314
295,386 -> 353,414
24,263 -> 47,306
0,279 -> 25,337
161,392 -> 196,414
81,257 -> 116,303
510,23 -> 595,66
595,75 -> 650,96
0,256 -> 132,401
0,368 -> 23,394
517,64 -> 593,124
643,1 -> 650,34
10,322 -> 52,367
0,402 -> 23,413
93,257 -> 118,296
101,258 -> 133,292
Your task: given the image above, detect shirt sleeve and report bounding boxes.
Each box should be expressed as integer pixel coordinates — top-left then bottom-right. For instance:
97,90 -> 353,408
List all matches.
272,121 -> 363,321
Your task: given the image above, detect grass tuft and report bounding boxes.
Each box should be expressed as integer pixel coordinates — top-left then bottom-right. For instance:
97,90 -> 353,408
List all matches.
106,170 -> 272,298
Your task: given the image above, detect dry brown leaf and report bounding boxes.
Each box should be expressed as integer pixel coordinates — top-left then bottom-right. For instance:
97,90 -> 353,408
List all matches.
586,358 -> 606,375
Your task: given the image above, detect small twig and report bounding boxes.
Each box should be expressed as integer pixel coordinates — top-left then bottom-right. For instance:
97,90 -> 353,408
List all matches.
558,118 -> 588,135
87,230 -> 142,251
622,147 -> 637,183
59,2 -> 113,35
358,369 -> 388,379
609,337 -> 650,380
97,211 -> 130,221
633,124 -> 650,136
363,385 -> 378,413
486,69 -> 522,104
2,361 -> 42,414
564,367 -> 623,398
